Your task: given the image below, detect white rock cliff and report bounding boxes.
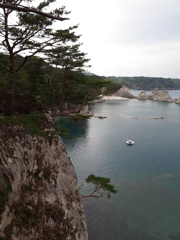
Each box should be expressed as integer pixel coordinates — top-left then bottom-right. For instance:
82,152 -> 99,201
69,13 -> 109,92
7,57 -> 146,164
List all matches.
0,128 -> 88,240
137,90 -> 174,102
114,86 -> 135,99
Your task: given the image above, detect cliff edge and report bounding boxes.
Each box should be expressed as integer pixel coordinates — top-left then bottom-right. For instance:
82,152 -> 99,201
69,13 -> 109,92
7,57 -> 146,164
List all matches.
0,127 -> 88,240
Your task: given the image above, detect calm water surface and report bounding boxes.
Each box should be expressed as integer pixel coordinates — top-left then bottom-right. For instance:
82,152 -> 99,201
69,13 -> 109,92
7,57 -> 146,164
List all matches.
57,90 -> 180,240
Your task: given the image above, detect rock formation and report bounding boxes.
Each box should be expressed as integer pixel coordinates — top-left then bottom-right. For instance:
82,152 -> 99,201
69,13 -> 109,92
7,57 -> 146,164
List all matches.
175,98 -> 180,104
0,127 -> 88,239
152,90 -> 174,102
136,91 -> 148,100
137,90 -> 174,102
79,105 -> 94,116
114,86 -> 135,99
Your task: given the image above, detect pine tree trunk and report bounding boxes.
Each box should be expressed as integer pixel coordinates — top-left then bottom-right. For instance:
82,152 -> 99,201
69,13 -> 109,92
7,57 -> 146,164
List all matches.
59,69 -> 68,108
8,54 -> 15,115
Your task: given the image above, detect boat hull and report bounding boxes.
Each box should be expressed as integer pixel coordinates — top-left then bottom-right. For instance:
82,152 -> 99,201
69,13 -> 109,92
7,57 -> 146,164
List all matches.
126,140 -> 135,145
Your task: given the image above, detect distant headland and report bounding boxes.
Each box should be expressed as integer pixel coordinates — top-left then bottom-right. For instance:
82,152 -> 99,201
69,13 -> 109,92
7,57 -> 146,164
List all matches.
106,76 -> 180,90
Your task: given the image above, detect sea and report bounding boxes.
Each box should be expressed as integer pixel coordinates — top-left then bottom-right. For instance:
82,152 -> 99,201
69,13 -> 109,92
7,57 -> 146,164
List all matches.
56,90 -> 180,240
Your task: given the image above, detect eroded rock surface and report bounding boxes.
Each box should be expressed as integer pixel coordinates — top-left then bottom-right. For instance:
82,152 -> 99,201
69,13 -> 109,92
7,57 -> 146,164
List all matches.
0,129 -> 88,240
114,86 -> 135,99
137,90 -> 174,102
175,98 -> 180,104
136,91 -> 148,100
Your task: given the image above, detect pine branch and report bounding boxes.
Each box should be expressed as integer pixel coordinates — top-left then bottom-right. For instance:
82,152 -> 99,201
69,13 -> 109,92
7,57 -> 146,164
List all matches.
0,4 -> 69,21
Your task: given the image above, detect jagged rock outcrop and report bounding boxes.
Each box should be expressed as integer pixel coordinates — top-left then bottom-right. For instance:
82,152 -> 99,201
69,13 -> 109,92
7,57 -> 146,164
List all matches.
152,90 -> 174,102
175,98 -> 180,104
147,89 -> 158,100
136,91 -> 148,100
114,86 -> 135,99
148,90 -> 174,102
79,105 -> 94,116
0,128 -> 88,240
137,90 -> 174,102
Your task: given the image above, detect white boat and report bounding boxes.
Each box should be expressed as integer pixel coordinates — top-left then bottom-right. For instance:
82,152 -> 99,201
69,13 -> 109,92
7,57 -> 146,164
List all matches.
126,139 -> 135,145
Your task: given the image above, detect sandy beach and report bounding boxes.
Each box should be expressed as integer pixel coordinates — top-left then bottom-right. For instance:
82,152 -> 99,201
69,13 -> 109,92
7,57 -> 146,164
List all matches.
102,96 -> 128,100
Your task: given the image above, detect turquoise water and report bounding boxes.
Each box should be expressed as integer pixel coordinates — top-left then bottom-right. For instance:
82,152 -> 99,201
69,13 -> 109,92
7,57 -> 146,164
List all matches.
57,90 -> 180,240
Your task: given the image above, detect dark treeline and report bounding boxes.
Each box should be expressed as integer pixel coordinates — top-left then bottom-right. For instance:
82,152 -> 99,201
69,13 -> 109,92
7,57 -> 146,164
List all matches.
105,76 -> 180,90
0,53 -> 121,115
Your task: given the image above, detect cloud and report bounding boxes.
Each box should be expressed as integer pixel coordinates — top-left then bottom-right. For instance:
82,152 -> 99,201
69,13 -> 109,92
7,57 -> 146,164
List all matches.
56,0 -> 180,78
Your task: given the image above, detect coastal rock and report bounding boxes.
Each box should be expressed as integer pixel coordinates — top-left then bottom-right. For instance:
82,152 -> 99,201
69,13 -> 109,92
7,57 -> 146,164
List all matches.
148,90 -> 174,102
0,129 -> 88,240
79,105 -> 94,116
114,86 -> 135,99
147,89 -> 159,100
137,91 -> 148,100
97,116 -> 107,119
175,98 -> 180,104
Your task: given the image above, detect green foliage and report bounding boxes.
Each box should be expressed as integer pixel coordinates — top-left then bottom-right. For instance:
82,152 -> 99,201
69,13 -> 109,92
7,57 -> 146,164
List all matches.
0,111 -> 49,138
103,82 -> 122,95
0,2 -> 123,121
0,0 -> 80,115
3,223 -> 14,239
44,43 -> 91,107
84,174 -> 118,199
54,126 -> 72,138
64,71 -> 98,103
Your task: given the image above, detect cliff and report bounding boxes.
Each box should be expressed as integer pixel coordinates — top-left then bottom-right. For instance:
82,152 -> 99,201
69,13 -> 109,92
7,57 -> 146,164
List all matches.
0,127 -> 88,239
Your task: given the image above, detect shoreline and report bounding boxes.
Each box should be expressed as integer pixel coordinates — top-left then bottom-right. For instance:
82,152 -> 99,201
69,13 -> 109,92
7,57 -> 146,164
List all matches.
102,96 -> 128,100
89,96 -> 128,104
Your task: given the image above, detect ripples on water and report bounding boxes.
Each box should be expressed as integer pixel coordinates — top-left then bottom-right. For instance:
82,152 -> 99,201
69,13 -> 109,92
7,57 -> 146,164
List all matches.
57,90 -> 180,240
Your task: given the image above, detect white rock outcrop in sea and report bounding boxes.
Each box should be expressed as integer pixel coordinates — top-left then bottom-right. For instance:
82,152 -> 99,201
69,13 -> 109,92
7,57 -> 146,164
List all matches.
114,86 -> 135,99
136,91 -> 148,100
137,90 -> 174,102
0,128 -> 88,240
175,98 -> 180,104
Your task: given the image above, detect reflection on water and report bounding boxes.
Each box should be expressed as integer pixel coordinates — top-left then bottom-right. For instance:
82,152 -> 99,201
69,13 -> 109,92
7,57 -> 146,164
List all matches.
57,94 -> 180,240
56,116 -> 89,140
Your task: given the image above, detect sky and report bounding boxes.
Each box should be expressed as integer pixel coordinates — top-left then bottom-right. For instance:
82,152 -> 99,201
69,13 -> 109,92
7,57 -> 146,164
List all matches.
53,0 -> 180,78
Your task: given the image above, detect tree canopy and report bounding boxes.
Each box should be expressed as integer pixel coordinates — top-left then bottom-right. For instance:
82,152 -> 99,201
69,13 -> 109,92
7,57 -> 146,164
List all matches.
81,174 -> 118,199
0,0 -> 84,114
0,0 -> 121,116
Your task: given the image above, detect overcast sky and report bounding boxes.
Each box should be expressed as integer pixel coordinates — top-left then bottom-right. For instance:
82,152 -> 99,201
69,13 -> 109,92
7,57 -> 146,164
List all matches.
54,0 -> 180,78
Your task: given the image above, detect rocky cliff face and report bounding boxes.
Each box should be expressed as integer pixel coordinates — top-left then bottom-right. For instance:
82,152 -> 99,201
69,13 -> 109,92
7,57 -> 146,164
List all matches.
0,128 -> 88,240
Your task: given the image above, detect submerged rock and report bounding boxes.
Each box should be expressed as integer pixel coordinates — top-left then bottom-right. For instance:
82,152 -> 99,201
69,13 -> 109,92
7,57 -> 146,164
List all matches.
97,116 -> 107,119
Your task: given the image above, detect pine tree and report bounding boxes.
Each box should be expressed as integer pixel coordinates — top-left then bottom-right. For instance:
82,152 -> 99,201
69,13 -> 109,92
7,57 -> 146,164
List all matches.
0,0 -> 77,115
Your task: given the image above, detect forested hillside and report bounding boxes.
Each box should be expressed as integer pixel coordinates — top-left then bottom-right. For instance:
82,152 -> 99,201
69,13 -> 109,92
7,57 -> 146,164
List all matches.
105,76 -> 180,90
0,2 -> 121,116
